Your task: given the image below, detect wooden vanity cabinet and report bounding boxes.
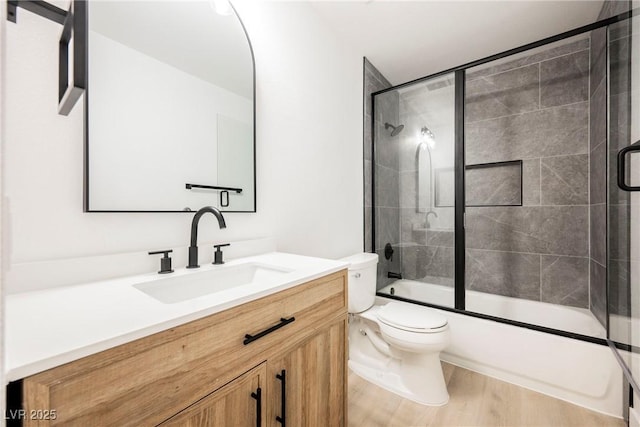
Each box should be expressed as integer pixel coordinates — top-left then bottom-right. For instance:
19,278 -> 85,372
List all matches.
20,270 -> 347,427
159,363 -> 267,427
266,317 -> 347,427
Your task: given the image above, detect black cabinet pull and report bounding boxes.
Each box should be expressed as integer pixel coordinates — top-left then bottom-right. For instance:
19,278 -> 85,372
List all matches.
276,369 -> 286,426
618,140 -> 640,191
251,387 -> 262,427
243,317 -> 295,345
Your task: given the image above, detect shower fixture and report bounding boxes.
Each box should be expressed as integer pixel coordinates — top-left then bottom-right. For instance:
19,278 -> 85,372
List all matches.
384,122 -> 404,137
421,126 -> 436,149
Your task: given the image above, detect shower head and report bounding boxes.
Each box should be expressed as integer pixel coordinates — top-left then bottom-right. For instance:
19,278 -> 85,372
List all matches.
384,122 -> 404,137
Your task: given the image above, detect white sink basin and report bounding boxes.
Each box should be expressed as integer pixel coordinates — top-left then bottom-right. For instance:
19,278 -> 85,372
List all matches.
133,262 -> 293,304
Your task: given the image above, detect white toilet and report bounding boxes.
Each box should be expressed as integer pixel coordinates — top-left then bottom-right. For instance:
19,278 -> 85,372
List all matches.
342,252 -> 451,406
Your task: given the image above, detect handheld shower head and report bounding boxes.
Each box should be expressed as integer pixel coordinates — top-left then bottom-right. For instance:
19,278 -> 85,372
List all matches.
384,122 -> 404,137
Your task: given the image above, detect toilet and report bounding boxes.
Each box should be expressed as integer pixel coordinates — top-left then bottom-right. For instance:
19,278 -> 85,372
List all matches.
342,252 -> 450,406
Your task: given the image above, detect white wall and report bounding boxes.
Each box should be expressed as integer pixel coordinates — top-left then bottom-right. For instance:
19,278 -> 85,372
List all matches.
2,1 -> 363,294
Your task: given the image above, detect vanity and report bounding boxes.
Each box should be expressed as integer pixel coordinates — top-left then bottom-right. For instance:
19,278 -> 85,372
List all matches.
6,253 -> 348,426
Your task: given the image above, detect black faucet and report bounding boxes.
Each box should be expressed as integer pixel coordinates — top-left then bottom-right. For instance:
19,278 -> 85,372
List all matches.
187,206 -> 227,268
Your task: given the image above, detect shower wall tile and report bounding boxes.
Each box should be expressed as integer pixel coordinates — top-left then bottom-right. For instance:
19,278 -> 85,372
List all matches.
609,259 -> 631,317
540,154 -> 588,205
366,57 -> 392,87
465,163 -> 522,206
364,207 -> 372,252
400,208 -> 422,244
609,19 -> 631,42
364,58 -> 393,258
610,37 -> 630,96
402,245 -> 454,281
608,89 -> 631,208
609,203 -> 630,261
540,255 -> 589,308
590,260 -> 607,327
375,207 -> 400,251
610,92 -> 631,152
427,229 -> 454,248
609,154 -> 631,206
588,18 -> 611,329
522,159 -> 541,206
465,64 -> 540,123
466,39 -> 589,82
465,102 -> 589,164
375,127 -> 399,171
364,160 -> 372,207
399,171 -> 416,209
465,206 -> 589,256
539,50 -> 589,108
466,249 -> 540,301
364,58 -> 393,163
590,142 -> 606,205
364,113 -> 372,161
598,0 -> 630,20
398,139 -> 419,173
590,28 -> 607,97
590,81 -> 607,151
590,203 -> 607,265
375,164 -> 399,208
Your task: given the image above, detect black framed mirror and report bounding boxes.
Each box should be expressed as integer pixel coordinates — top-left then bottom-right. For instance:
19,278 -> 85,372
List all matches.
84,0 -> 255,212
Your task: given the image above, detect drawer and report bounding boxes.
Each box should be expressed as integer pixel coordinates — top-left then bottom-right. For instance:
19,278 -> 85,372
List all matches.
22,270 -> 347,426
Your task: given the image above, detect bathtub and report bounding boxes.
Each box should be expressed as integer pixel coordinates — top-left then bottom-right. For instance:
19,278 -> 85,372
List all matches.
376,280 -> 623,418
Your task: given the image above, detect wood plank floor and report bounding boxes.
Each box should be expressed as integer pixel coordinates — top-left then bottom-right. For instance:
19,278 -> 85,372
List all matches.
348,363 -> 626,427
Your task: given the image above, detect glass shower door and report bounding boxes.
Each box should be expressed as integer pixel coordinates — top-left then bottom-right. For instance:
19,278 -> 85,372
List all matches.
373,73 -> 457,308
608,13 -> 640,393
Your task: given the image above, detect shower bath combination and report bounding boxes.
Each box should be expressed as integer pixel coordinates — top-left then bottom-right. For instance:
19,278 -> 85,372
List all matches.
362,4 -> 637,418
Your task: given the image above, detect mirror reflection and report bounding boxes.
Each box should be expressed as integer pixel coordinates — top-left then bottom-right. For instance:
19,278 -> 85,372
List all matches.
86,1 -> 255,212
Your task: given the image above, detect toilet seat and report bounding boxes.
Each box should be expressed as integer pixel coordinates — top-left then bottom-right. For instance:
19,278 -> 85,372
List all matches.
377,302 -> 448,333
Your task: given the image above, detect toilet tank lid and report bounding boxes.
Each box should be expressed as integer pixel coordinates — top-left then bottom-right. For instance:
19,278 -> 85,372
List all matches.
340,253 -> 378,270
377,301 -> 447,331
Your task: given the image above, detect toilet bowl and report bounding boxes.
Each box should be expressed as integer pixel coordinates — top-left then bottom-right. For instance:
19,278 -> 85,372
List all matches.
342,253 -> 450,406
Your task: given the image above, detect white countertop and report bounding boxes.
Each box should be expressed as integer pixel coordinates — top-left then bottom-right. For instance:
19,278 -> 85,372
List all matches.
5,252 -> 349,382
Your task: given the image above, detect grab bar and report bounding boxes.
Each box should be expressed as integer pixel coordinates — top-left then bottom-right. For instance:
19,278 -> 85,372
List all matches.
186,183 -> 242,193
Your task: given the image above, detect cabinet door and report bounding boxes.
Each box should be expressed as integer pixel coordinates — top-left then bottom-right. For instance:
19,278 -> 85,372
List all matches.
267,317 -> 347,427
160,363 -> 266,427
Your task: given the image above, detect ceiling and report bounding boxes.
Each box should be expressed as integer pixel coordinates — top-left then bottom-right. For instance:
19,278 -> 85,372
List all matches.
310,1 -> 604,85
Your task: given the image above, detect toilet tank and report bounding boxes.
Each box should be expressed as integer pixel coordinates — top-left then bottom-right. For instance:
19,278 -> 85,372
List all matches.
340,253 -> 379,313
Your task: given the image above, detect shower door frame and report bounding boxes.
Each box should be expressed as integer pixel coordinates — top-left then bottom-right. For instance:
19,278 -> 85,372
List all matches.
370,8 -> 636,348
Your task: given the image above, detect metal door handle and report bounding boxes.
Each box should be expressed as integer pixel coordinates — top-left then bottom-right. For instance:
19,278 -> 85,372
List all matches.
243,317 -> 295,345
618,141 -> 640,191
251,387 -> 262,427
275,369 -> 286,426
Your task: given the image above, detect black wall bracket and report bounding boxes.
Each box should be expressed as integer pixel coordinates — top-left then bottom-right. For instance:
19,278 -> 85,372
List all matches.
7,0 -> 86,116
7,0 -> 67,25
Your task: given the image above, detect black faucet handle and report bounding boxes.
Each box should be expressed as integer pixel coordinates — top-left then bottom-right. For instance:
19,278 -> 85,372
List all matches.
213,243 -> 230,265
148,249 -> 174,274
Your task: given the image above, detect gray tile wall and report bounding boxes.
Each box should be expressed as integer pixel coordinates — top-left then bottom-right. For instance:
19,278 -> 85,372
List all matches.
465,38 -> 592,309
606,12 -> 632,330
364,58 -> 391,254
589,24 -> 607,326
363,58 -> 402,289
